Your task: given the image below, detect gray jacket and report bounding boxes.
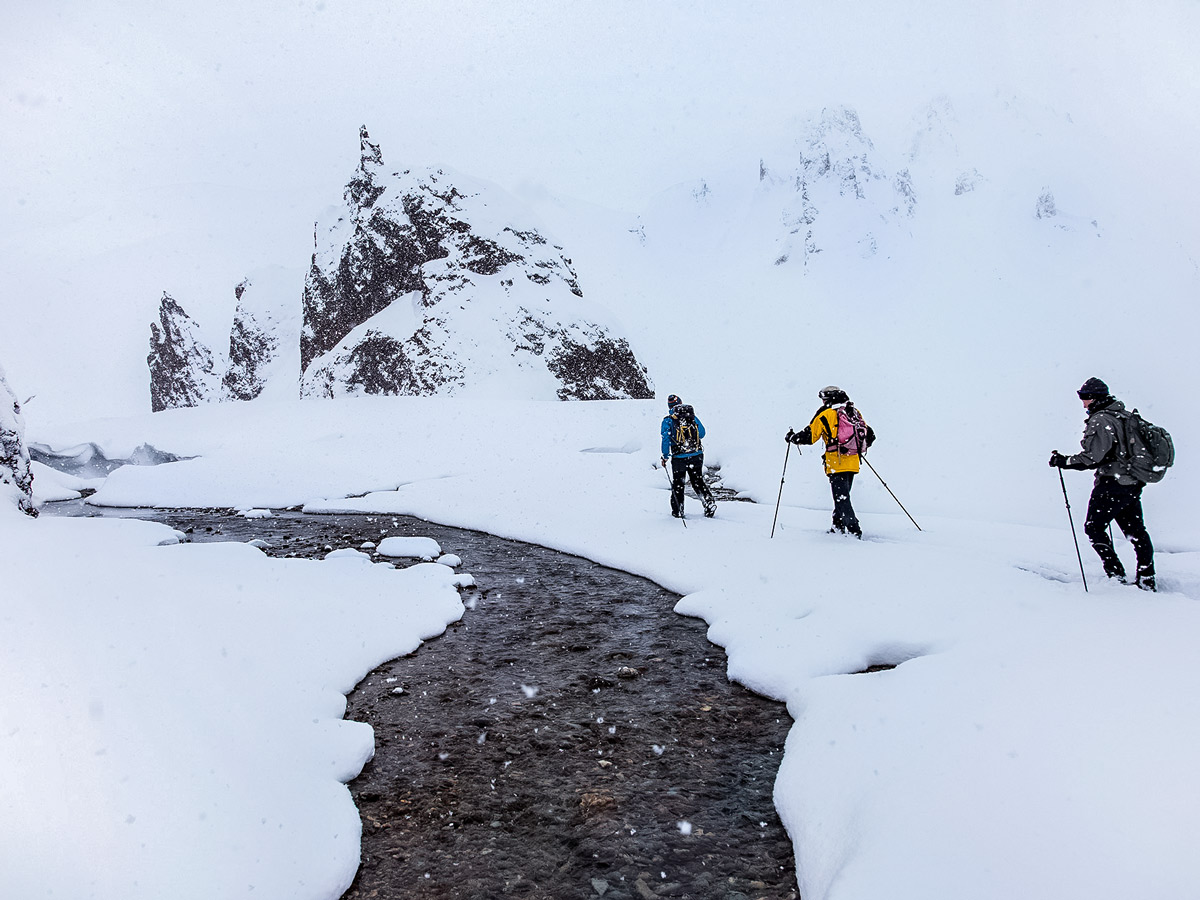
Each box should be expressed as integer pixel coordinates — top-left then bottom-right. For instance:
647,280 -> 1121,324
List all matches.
1063,398 -> 1139,485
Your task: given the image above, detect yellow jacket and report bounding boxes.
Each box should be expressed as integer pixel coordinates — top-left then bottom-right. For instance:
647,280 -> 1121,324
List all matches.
805,406 -> 869,475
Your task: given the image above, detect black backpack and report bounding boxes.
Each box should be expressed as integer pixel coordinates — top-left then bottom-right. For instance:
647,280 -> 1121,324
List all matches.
1118,409 -> 1175,484
671,405 -> 703,455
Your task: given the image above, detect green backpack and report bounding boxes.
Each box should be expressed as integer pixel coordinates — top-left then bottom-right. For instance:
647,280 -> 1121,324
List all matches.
1118,409 -> 1175,484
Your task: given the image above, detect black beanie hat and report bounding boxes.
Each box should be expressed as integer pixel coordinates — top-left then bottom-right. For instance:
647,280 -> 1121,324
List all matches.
667,394 -> 682,408
1077,377 -> 1110,399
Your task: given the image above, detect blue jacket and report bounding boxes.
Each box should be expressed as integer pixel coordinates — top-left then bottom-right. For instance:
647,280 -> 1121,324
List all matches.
661,414 -> 705,459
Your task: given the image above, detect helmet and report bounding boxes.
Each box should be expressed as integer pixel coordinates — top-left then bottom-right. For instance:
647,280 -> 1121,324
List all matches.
667,394 -> 682,408
818,385 -> 848,405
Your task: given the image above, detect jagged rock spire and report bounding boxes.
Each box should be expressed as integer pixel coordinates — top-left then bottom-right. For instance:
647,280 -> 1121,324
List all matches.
147,292 -> 219,412
300,129 -> 654,401
359,125 -> 383,168
346,126 -> 386,209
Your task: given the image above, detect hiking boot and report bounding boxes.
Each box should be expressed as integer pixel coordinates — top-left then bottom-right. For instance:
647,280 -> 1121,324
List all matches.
1136,575 -> 1156,592
703,501 -> 716,518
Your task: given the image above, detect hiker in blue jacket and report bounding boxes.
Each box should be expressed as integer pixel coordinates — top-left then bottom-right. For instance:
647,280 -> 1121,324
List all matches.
661,394 -> 716,519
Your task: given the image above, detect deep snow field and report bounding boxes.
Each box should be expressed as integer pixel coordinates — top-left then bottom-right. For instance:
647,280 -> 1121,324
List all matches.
4,4 -> 1199,897
5,395 -> 1199,900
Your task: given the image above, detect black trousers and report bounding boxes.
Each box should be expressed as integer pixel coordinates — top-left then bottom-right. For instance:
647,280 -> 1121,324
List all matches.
829,471 -> 861,536
670,455 -> 714,516
1084,476 -> 1154,579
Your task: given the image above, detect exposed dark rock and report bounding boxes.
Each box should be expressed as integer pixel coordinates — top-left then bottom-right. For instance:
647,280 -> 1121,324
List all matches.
0,363 -> 37,516
148,293 -> 219,412
548,335 -> 654,401
223,302 -> 276,402
300,126 -> 653,401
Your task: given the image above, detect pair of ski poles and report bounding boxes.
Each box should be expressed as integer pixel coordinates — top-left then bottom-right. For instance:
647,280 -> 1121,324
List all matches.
769,442 -> 922,538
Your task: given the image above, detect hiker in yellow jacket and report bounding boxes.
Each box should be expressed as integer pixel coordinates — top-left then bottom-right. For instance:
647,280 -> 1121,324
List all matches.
786,386 -> 875,537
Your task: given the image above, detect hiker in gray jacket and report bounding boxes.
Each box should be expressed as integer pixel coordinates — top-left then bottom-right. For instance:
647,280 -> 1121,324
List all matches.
1049,377 -> 1155,591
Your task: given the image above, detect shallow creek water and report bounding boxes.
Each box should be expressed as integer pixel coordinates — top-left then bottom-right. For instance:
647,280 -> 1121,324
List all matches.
47,504 -> 798,900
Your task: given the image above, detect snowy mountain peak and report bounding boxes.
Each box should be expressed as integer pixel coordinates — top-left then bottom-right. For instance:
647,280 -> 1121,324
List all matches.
300,133 -> 652,401
757,105 -> 915,266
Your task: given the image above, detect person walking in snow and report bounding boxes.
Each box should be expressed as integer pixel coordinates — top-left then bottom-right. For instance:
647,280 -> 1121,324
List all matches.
786,386 -> 875,538
1049,377 -> 1156,591
661,394 -> 716,519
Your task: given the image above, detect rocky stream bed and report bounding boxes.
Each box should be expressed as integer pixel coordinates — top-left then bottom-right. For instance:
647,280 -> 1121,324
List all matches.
47,503 -> 798,900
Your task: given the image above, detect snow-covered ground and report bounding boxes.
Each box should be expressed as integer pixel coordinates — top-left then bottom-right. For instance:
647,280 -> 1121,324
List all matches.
5,4 -> 1198,898
6,395 -> 1199,900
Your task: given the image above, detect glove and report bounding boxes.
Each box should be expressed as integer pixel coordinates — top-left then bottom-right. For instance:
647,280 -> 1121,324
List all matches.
661,457 -> 669,468
1048,451 -> 1066,468
785,429 -> 796,444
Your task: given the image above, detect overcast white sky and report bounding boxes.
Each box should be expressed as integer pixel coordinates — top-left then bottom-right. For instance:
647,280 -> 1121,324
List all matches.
4,0 -> 1197,215
1,0 -> 1198,421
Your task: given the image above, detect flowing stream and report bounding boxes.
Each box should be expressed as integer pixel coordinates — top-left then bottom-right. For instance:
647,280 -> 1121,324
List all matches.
46,503 -> 798,900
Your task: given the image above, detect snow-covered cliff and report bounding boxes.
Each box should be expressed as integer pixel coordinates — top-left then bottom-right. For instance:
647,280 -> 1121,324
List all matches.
222,268 -> 302,402
300,128 -> 653,401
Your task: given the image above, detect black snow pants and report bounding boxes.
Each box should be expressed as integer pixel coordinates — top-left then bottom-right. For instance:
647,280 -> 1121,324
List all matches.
671,455 -> 715,517
1084,476 -> 1154,581
829,471 -> 862,537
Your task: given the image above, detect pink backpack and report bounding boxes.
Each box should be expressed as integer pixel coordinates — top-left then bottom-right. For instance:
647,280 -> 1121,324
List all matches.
833,404 -> 868,456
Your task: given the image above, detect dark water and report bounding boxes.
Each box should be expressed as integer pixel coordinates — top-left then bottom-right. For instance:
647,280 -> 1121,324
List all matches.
44,503 -> 798,900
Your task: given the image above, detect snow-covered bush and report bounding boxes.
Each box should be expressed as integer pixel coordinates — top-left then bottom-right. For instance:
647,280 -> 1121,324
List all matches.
0,362 -> 37,517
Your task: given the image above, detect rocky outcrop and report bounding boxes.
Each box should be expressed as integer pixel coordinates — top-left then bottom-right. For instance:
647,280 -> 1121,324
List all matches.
221,268 -> 301,402
148,293 -> 220,412
300,127 -> 653,401
222,279 -> 275,401
146,129 -> 652,407
0,362 -> 37,517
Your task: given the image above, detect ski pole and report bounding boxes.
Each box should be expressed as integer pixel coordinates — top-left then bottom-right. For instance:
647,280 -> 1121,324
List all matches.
861,456 -> 922,531
770,442 -> 792,539
1058,468 -> 1089,592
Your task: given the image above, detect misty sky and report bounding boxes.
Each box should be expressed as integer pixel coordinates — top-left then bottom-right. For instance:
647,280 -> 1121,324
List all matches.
4,0 -> 1196,216
1,0 -> 1197,422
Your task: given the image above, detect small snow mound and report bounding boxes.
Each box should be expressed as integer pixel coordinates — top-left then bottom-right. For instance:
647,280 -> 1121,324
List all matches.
377,536 -> 442,560
436,553 -> 462,568
325,548 -> 372,563
452,573 -> 476,589
240,508 -> 273,519
360,541 -> 377,550
247,539 -> 272,550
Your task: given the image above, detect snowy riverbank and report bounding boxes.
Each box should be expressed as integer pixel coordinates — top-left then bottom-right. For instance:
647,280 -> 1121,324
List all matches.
8,395 -> 1200,900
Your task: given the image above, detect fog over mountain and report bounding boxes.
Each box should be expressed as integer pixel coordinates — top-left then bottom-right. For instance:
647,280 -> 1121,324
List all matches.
2,1 -> 1196,427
